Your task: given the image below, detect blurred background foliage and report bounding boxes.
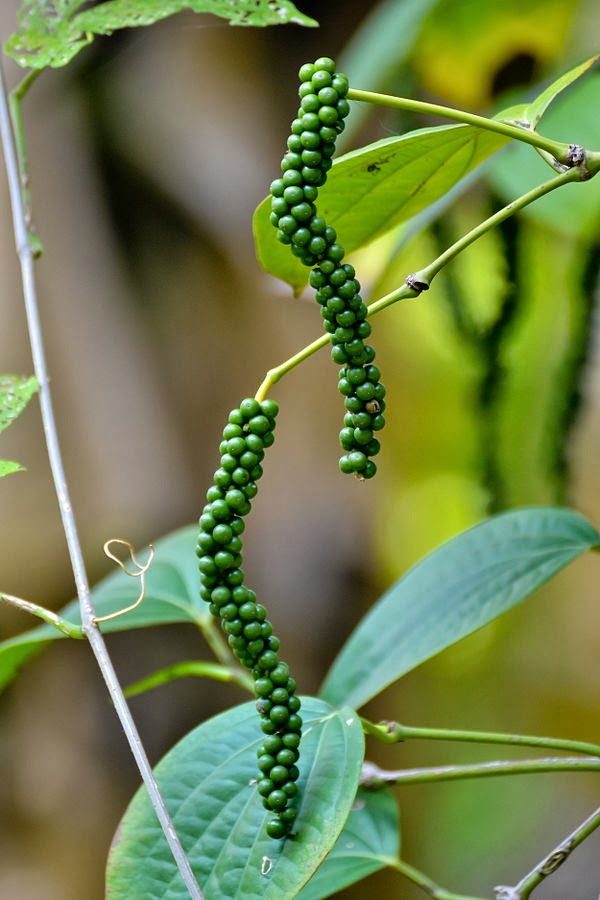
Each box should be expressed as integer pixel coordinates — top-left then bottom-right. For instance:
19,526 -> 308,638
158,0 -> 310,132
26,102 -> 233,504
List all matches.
0,0 -> 599,897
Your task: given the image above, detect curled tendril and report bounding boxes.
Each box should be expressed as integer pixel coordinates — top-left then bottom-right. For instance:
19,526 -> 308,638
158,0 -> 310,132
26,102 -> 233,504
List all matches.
93,539 -> 155,624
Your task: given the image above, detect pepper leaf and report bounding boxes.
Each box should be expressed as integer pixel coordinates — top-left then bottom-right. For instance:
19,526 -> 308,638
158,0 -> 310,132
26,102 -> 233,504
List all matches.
5,0 -> 317,70
0,375 -> 38,478
0,460 -> 25,477
254,125 -> 508,293
0,374 -> 38,434
298,788 -> 399,899
320,507 -> 600,711
106,697 -> 364,899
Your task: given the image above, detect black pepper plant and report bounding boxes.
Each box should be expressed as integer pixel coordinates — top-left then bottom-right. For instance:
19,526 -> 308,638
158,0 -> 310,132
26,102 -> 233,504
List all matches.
1,3 -> 600,899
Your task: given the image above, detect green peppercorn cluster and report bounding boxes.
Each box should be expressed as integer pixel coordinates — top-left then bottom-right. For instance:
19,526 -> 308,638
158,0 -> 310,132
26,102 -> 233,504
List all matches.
269,57 -> 386,479
196,397 -> 301,839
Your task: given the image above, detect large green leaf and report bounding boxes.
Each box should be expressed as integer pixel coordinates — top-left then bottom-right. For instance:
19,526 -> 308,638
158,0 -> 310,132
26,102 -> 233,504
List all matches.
5,0 -> 317,70
254,125 -> 508,292
0,525 -> 203,692
320,508 -> 600,711
298,789 -> 399,899
106,697 -> 364,899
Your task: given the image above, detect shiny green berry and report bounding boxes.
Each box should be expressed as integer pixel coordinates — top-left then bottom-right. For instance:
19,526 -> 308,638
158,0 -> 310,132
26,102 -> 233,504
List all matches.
266,817 -> 288,839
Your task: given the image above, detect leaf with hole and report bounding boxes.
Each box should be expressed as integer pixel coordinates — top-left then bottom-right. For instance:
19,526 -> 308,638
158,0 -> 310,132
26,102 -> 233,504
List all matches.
320,507 -> 600,710
0,525 -> 203,692
106,697 -> 364,899
5,0 -> 317,69
298,788 -> 399,899
254,125 -> 508,292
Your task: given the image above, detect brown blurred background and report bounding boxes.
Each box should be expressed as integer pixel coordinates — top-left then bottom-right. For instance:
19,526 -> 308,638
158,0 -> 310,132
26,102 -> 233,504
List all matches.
1,1 -> 599,897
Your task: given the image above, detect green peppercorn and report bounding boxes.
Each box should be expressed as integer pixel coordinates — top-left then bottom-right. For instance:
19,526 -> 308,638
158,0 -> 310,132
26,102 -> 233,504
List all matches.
257,778 -> 275,798
282,732 -> 300,750
267,789 -> 289,811
269,765 -> 290,785
257,754 -> 276,773
266,818 -> 287,840
277,749 -> 298,767
262,734 -> 283,754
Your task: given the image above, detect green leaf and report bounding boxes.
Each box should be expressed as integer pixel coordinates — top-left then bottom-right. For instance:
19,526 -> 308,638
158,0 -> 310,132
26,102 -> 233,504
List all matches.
5,0 -> 317,70
254,125 -> 508,292
511,55 -> 599,129
298,789 -> 399,899
0,525 -> 203,692
320,508 -> 600,711
0,460 -> 25,477
106,697 -> 364,899
0,374 -> 38,433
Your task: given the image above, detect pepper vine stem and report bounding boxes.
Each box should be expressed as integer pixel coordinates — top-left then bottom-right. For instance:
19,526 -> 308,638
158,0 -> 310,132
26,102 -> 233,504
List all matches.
360,717 -> 600,757
200,611 -> 247,670
9,68 -> 42,255
494,805 -> 600,899
412,167 -> 584,287
0,592 -> 82,638
389,857 -> 487,900
346,87 -> 572,163
0,61 -> 203,900
359,757 -> 600,789
256,166 -> 585,401
124,660 -> 255,698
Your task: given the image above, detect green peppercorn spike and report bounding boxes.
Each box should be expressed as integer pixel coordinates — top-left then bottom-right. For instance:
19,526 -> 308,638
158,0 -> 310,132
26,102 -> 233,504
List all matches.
197,399 -> 301,838
269,58 -> 386,479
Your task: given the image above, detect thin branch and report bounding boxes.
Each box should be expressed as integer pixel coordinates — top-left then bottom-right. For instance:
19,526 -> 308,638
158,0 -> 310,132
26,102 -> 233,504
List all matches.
360,717 -> 600,757
0,61 -> 202,900
0,591 -> 82,637
9,69 -> 42,254
346,88 -> 573,163
125,660 -> 254,698
494,805 -> 600,899
360,757 -> 600,789
389,856 -> 488,900
199,612 -> 244,669
412,168 -> 583,287
255,168 -> 583,401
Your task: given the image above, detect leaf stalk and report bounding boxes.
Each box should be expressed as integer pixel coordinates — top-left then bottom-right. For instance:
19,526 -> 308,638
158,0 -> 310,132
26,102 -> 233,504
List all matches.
390,856 -> 488,900
360,717 -> 600,757
0,592 -> 82,637
125,660 -> 254,698
360,757 -> 600,788
347,88 -> 573,162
